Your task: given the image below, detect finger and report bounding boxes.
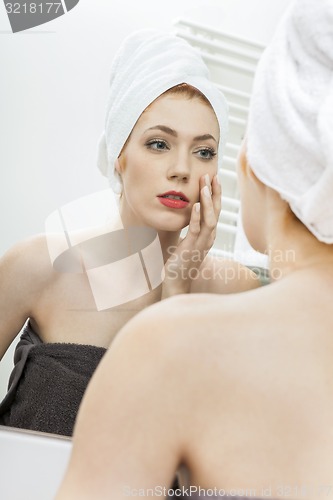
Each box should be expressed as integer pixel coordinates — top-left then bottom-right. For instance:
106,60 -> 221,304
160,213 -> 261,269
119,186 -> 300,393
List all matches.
188,202 -> 201,238
198,173 -> 215,229
196,174 -> 218,249
211,174 -> 222,219
198,183 -> 217,240
178,202 -> 201,253
198,173 -> 209,196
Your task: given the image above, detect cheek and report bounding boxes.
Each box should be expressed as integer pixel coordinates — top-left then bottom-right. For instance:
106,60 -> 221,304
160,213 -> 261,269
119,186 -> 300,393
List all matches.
121,156 -> 147,187
201,162 -> 218,188
207,156 -> 219,179
241,202 -> 260,252
240,183 -> 266,252
121,159 -> 157,210
196,159 -> 218,179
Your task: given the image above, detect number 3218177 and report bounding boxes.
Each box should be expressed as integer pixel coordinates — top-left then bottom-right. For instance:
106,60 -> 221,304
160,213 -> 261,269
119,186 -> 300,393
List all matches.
5,3 -> 62,14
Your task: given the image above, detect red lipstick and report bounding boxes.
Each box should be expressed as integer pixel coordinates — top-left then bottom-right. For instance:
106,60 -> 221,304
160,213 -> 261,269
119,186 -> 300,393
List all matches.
157,191 -> 190,209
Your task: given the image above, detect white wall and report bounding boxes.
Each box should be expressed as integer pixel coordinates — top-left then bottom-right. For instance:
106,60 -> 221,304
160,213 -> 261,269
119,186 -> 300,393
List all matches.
0,0 -> 291,399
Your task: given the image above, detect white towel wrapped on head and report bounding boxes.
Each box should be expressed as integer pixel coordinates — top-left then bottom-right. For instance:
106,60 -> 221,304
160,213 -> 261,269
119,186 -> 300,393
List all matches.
247,0 -> 333,243
97,29 -> 228,193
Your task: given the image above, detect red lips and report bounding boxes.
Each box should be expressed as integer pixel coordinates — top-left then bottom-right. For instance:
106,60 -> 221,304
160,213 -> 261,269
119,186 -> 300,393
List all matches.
157,191 -> 190,209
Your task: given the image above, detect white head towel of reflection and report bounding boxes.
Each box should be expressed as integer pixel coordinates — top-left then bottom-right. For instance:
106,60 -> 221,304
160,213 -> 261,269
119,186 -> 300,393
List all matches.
247,0 -> 333,243
97,29 -> 228,194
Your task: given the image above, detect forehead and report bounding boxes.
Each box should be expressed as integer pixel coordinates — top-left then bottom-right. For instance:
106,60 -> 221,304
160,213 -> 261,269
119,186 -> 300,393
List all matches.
133,93 -> 220,140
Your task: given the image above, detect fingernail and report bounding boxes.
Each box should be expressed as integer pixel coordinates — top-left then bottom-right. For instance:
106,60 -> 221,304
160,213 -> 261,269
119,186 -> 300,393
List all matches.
204,174 -> 210,186
195,202 -> 200,213
215,174 -> 221,185
203,185 -> 211,198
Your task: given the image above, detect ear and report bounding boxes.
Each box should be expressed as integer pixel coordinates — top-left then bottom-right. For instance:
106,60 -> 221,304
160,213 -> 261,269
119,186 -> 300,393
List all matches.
114,157 -> 122,175
238,138 -> 262,183
237,140 -> 248,175
237,138 -> 254,179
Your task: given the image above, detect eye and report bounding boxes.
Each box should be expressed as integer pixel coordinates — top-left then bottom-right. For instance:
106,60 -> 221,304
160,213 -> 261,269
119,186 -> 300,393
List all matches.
145,139 -> 170,151
195,147 -> 217,161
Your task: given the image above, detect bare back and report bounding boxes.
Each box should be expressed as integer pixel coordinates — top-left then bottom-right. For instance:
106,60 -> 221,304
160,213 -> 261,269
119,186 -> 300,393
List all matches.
173,268 -> 333,496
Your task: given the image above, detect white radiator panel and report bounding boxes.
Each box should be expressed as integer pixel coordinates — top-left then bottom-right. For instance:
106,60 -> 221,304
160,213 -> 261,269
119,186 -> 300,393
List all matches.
175,19 -> 268,267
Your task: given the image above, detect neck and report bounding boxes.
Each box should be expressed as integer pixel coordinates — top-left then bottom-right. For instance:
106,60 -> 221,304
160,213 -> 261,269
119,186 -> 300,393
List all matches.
157,230 -> 182,263
264,195 -> 333,281
118,198 -> 182,264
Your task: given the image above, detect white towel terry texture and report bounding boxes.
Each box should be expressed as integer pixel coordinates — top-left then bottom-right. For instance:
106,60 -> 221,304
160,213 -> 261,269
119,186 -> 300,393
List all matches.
97,29 -> 228,194
247,0 -> 333,243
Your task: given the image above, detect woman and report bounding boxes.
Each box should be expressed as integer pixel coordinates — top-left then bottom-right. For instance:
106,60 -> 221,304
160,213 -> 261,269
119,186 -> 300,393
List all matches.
56,0 -> 333,498
0,30 -> 258,436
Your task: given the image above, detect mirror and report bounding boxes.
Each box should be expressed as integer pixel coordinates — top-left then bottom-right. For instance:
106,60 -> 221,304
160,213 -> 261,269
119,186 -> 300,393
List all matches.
0,0 -> 292,433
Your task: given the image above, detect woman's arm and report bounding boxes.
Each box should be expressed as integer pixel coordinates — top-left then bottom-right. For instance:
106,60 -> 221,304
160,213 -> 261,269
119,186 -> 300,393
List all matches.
190,255 -> 261,294
0,235 -> 49,360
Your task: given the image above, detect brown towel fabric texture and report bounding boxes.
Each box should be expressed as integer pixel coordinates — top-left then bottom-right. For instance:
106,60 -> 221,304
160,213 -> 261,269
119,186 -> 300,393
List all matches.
0,321 -> 106,436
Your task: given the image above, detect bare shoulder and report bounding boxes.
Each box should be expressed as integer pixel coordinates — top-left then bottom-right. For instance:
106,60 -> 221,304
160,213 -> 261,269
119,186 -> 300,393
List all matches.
0,233 -> 58,316
0,234 -> 57,357
134,277 -> 333,374
190,253 -> 261,294
0,234 -> 54,288
115,268 -> 333,374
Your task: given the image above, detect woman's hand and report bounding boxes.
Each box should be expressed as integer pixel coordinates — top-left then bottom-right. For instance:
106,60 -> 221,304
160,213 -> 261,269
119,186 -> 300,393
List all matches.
162,174 -> 221,299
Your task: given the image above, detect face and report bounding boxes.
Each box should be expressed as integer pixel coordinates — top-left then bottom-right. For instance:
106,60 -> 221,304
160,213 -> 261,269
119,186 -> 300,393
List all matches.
237,138 -> 267,252
116,93 -> 220,232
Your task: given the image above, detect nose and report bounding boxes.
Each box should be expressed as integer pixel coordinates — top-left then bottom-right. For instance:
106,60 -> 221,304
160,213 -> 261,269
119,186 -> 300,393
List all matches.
167,152 -> 191,182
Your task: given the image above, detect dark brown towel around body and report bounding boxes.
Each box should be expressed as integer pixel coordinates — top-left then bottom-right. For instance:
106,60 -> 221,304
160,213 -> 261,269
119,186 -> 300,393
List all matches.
0,321 -> 106,436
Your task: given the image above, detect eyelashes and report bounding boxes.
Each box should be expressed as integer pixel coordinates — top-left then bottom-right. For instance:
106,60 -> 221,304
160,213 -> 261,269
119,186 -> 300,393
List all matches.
145,139 -> 169,151
145,139 -> 217,161
195,147 -> 217,160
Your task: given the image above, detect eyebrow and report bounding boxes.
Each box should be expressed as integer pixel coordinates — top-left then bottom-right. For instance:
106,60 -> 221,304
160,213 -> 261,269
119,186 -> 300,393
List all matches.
194,133 -> 218,143
145,125 -> 218,144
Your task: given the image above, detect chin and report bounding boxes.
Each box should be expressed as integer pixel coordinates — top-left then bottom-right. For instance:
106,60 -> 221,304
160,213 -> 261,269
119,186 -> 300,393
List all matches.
146,213 -> 190,233
153,221 -> 188,233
